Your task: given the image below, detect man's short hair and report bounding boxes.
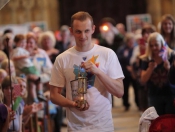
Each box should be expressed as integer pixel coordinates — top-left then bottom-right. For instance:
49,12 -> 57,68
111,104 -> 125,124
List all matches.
71,11 -> 94,27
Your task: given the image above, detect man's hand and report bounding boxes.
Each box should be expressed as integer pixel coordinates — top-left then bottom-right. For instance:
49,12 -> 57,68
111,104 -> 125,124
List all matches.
81,61 -> 99,75
73,100 -> 89,111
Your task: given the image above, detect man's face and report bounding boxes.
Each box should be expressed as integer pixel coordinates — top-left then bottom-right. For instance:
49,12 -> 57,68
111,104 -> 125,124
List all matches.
70,18 -> 95,51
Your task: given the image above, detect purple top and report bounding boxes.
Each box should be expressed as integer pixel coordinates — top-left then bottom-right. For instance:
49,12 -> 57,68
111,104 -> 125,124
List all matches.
0,103 -> 8,124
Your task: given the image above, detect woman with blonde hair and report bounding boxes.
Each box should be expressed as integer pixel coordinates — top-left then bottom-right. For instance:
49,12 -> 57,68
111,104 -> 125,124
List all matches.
1,59 -> 16,77
140,32 -> 175,115
0,69 -> 7,103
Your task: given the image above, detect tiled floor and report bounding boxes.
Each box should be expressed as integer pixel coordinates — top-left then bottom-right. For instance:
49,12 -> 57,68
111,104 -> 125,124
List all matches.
61,87 -> 141,132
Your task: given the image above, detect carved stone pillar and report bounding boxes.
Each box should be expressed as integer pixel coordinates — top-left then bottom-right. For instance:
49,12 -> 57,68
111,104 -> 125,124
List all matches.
147,0 -> 162,28
172,0 -> 175,16
36,0 -> 59,31
8,0 -> 20,23
47,0 -> 60,31
161,0 -> 172,15
0,6 -> 10,24
22,0 -> 35,22
37,0 -> 49,23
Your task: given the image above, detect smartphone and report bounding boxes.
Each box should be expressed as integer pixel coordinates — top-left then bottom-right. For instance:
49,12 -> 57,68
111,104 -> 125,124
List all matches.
139,38 -> 145,46
13,84 -> 21,97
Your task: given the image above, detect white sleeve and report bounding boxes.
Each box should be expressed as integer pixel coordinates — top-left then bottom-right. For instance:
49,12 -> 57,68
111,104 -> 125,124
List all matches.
107,50 -> 124,79
49,56 -> 65,88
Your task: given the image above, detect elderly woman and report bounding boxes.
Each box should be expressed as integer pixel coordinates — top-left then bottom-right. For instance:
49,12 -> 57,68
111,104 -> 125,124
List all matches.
26,33 -> 53,103
140,32 -> 175,115
38,31 -> 59,63
117,32 -> 139,111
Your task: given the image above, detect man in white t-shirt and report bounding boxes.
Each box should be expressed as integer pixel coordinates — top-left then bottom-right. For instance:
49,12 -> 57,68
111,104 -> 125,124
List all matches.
49,11 -> 124,132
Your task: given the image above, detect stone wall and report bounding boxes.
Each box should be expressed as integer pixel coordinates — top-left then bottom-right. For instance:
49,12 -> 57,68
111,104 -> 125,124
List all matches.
147,0 -> 175,30
0,0 -> 60,31
1,0 -> 175,33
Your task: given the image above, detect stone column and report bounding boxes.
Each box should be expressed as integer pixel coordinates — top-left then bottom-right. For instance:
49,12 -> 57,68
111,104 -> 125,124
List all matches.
37,0 -> 49,29
22,0 -> 35,22
147,0 -> 162,29
172,0 -> 175,16
8,0 -> 20,23
36,0 -> 59,31
48,0 -> 60,31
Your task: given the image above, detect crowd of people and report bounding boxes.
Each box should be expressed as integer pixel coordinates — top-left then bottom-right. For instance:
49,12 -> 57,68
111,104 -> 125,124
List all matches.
0,11 -> 175,132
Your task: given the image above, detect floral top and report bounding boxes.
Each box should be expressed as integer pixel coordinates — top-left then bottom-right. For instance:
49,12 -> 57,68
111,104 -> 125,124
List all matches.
141,54 -> 174,96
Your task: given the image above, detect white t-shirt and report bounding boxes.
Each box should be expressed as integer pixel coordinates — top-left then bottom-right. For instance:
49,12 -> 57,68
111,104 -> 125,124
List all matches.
50,44 -> 124,132
11,47 -> 33,69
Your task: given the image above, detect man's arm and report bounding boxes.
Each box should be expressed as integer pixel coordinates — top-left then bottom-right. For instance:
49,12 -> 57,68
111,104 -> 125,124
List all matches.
50,85 -> 89,111
50,85 -> 76,107
81,62 -> 124,98
96,71 -> 124,98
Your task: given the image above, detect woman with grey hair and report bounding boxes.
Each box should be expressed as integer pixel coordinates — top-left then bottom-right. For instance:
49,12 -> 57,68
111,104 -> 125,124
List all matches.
140,32 -> 175,115
117,32 -> 139,111
38,31 -> 59,63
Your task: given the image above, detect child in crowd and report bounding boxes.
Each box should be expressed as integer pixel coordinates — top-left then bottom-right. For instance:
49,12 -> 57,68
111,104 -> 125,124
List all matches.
2,76 -> 23,132
11,34 -> 46,103
0,86 -> 15,132
16,77 -> 43,126
16,77 -> 28,101
11,34 -> 39,77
